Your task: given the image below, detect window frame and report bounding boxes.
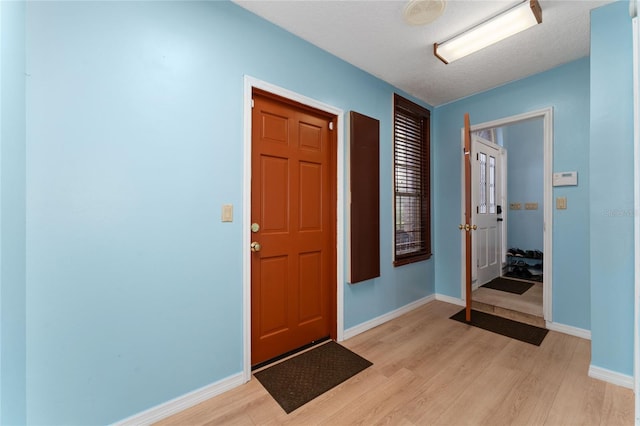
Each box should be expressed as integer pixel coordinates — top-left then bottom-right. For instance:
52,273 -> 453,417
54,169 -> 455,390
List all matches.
393,94 -> 432,266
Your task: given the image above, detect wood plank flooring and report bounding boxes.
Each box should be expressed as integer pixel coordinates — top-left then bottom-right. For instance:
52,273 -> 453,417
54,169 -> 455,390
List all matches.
156,301 -> 633,426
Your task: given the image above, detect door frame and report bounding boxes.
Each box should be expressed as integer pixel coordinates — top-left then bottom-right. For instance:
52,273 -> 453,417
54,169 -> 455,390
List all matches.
460,107 -> 553,321
242,76 -> 345,382
631,10 -> 639,421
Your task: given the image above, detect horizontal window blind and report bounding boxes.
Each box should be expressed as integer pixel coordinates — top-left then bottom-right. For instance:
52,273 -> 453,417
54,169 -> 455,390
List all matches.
393,94 -> 431,265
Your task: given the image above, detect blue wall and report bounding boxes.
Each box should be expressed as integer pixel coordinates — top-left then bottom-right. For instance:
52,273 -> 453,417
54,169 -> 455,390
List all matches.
589,1 -> 634,376
433,57 -> 591,330
23,1 -> 433,423
503,119 -> 544,251
0,0 -> 27,424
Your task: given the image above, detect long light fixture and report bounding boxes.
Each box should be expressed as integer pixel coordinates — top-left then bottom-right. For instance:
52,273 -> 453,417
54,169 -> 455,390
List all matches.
434,0 -> 542,64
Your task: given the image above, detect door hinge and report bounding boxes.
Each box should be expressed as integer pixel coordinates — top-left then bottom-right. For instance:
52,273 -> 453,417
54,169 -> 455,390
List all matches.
251,99 -> 254,108
329,122 -> 334,131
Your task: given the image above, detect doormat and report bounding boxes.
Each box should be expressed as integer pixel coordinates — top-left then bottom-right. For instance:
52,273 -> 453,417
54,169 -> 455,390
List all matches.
481,277 -> 534,295
450,309 -> 548,346
254,341 -> 372,413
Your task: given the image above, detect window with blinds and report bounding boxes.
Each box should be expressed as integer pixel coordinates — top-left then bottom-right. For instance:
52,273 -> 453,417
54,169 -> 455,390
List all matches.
393,94 -> 431,265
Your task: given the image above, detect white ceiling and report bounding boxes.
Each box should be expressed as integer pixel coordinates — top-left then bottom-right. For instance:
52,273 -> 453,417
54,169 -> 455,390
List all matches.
234,0 -> 613,106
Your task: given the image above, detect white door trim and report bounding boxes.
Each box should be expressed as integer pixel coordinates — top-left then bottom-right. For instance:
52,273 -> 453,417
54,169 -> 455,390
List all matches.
460,107 -> 553,321
631,14 -> 640,426
242,76 -> 345,382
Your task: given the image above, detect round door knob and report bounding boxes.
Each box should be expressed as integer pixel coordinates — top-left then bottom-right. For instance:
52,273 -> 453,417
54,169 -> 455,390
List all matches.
250,241 -> 261,252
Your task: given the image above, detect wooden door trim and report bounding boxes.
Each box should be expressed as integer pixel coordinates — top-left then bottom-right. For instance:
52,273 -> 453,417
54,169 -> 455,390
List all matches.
458,107 -> 553,322
242,76 -> 344,382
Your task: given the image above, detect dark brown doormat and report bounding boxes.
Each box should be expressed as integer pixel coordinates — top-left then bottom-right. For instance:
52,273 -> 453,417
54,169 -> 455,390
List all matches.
481,277 -> 534,295
254,341 -> 372,413
450,309 -> 548,346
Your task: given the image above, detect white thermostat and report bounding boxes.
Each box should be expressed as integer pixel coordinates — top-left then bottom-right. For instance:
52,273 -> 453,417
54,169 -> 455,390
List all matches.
553,171 -> 578,186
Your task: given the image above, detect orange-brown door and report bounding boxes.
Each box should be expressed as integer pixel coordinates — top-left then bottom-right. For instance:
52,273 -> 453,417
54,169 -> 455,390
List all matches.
250,89 -> 336,366
463,113 -> 473,321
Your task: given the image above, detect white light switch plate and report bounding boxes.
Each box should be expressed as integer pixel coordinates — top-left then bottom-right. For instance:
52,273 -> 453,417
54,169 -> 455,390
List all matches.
556,197 -> 567,210
221,204 -> 233,222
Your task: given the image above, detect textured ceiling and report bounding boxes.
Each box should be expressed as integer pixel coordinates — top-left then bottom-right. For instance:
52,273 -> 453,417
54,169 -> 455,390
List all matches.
234,0 -> 613,106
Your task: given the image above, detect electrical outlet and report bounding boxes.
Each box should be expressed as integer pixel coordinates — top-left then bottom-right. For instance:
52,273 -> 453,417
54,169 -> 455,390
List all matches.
510,203 -> 521,210
525,203 -> 538,210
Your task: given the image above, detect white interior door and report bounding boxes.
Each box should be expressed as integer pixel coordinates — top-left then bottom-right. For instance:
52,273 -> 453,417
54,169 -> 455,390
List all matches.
472,135 -> 505,286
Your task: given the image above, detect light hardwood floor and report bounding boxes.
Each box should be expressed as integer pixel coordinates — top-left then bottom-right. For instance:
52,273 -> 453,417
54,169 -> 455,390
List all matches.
157,301 -> 633,425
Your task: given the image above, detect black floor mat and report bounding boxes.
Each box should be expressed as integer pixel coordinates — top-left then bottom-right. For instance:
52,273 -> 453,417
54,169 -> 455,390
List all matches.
450,309 -> 548,346
481,277 -> 534,295
254,341 -> 372,413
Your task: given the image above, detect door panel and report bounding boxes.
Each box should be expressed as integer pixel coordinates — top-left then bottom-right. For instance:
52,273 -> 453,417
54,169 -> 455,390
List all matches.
299,162 -> 322,229
251,90 -> 336,365
261,156 -> 289,231
259,256 -> 288,337
472,135 -> 504,286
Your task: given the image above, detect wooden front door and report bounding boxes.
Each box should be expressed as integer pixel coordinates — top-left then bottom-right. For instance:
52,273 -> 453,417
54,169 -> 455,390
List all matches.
250,89 -> 336,366
463,113 -> 473,321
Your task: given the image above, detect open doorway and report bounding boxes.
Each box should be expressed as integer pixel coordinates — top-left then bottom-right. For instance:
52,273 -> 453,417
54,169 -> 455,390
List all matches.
474,118 -> 544,322
460,108 -> 553,325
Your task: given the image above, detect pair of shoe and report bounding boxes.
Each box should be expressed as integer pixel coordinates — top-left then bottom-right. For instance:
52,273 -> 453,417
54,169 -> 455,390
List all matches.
526,250 -> 543,259
511,266 -> 532,278
507,247 -> 526,257
507,248 -> 543,260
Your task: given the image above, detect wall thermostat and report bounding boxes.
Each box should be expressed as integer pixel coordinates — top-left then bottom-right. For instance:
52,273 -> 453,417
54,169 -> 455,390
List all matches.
553,171 -> 578,186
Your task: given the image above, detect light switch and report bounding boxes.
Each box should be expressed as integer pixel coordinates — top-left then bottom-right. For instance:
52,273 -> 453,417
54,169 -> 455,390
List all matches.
221,204 -> 233,222
525,203 -> 538,210
556,197 -> 567,210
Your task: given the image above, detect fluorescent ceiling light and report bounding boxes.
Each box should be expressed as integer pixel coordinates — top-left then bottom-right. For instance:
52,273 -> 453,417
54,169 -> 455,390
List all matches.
434,0 -> 542,64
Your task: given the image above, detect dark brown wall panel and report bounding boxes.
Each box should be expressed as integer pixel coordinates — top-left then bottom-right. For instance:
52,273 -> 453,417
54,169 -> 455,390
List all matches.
350,111 -> 380,284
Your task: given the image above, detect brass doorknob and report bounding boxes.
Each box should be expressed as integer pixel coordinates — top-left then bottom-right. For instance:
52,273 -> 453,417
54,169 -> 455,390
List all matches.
459,224 -> 464,230
472,225 -> 477,230
250,241 -> 261,252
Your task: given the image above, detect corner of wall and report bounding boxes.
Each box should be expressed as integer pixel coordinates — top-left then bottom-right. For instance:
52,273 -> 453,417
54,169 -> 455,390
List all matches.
0,0 -> 27,424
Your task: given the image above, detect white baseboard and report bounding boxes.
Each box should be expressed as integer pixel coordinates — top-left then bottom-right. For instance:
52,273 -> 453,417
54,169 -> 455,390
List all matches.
588,365 -> 634,389
545,321 -> 591,340
113,373 -> 245,426
342,294 -> 436,340
435,294 -> 465,307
